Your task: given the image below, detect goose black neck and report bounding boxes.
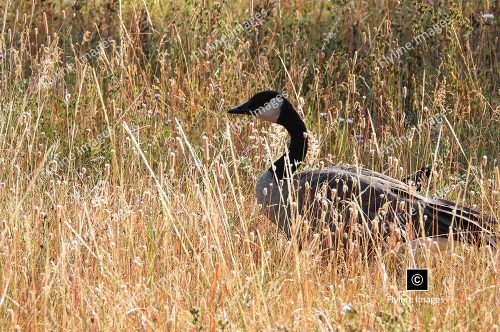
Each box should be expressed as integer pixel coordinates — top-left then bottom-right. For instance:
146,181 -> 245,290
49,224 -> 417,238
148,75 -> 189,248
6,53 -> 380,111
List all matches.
269,100 -> 308,181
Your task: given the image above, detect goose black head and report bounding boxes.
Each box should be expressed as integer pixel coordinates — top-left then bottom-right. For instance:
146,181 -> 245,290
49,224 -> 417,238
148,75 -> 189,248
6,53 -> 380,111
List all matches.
228,90 -> 288,123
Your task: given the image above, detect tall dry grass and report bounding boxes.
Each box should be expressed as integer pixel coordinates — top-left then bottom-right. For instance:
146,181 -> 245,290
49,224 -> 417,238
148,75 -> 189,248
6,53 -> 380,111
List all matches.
0,0 -> 499,330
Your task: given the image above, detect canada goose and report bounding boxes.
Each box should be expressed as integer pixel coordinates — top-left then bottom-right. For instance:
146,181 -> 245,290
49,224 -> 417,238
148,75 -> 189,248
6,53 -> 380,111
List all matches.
228,90 -> 497,248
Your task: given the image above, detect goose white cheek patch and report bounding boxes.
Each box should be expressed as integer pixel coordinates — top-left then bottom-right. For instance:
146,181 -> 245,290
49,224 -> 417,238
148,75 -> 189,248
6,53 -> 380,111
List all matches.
253,96 -> 283,123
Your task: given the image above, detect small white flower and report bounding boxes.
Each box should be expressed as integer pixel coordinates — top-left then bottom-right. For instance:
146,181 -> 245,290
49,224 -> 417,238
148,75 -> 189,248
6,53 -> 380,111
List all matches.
341,303 -> 353,314
482,13 -> 494,20
133,256 -> 143,266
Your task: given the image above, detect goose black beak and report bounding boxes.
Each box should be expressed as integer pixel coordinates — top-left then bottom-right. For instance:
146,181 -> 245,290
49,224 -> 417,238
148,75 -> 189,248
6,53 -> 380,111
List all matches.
228,102 -> 251,115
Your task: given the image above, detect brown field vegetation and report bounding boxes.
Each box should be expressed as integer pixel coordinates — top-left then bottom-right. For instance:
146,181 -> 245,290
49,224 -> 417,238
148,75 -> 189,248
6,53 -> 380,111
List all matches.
0,0 -> 499,330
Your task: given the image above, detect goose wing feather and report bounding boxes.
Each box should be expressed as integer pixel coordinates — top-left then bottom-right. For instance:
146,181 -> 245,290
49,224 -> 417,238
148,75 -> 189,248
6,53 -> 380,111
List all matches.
292,165 -> 497,245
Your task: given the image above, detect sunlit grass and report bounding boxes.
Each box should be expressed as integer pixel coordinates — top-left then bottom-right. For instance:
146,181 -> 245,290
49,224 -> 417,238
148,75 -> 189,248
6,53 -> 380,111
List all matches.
0,0 -> 499,330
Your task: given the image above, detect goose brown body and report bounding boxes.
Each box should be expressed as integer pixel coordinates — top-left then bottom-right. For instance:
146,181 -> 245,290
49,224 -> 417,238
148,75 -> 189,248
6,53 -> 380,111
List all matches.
257,165 -> 496,246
